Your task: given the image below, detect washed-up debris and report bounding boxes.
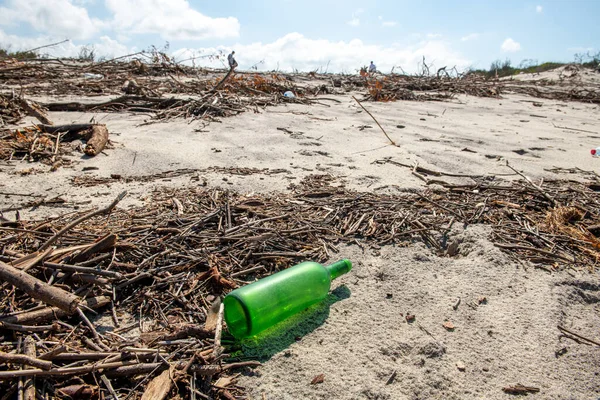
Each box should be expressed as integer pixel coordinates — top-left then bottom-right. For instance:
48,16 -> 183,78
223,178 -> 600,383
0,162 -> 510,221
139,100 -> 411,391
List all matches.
503,384 -> 540,395
0,168 -> 598,397
0,123 -> 111,167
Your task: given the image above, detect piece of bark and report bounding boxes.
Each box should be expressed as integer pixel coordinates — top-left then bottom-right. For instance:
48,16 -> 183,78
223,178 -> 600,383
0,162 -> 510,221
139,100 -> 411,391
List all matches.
19,98 -> 53,125
0,260 -> 80,313
204,297 -> 222,331
71,233 -> 117,263
0,296 -> 109,325
140,367 -> 174,400
57,384 -> 98,398
84,124 -> 109,156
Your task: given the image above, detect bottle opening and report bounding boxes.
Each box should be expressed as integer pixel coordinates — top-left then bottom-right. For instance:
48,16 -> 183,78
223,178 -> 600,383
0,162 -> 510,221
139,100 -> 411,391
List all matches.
223,294 -> 251,339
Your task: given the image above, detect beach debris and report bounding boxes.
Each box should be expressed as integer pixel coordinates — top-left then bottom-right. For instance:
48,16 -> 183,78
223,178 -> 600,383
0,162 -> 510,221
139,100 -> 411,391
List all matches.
557,325 -> 600,347
0,171 -> 598,397
452,297 -> 461,310
456,361 -> 466,371
0,123 -> 111,166
503,384 -> 540,395
386,370 -> 397,385
443,320 -> 455,331
223,260 -> 351,339
352,95 -> 397,146
311,374 -> 325,384
478,296 -> 488,305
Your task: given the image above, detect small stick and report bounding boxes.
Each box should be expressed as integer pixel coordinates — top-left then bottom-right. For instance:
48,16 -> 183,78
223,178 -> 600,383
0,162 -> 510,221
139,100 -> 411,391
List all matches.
351,96 -> 397,146
22,337 -> 36,400
77,308 -> 107,349
0,321 -> 59,333
38,346 -> 67,361
39,191 -> 127,251
558,325 -> 600,347
0,361 -> 161,380
0,351 -> 52,371
505,161 -> 557,206
213,303 -> 224,358
101,375 -> 119,400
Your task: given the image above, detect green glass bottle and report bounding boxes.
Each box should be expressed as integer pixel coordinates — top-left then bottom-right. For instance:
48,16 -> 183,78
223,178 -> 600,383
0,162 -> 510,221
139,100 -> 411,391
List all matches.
223,259 -> 352,339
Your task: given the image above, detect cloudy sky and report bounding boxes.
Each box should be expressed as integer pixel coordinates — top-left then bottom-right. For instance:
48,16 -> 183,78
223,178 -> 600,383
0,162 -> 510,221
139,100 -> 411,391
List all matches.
0,0 -> 598,73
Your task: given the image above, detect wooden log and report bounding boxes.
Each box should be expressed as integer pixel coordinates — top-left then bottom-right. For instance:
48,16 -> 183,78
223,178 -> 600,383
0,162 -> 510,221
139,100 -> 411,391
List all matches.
0,261 -> 80,313
84,124 -> 109,156
0,296 -> 110,325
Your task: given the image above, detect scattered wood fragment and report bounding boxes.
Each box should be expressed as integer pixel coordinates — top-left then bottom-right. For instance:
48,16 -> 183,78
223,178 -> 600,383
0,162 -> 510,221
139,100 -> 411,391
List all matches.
352,96 -> 397,146
141,367 -> 174,400
83,124 -> 109,156
558,325 -> 600,347
503,384 -> 540,395
0,260 -> 80,312
0,349 -> 52,370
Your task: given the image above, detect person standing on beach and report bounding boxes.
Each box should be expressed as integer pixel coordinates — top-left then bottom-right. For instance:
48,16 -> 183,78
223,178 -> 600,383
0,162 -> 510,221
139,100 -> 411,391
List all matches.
228,51 -> 238,70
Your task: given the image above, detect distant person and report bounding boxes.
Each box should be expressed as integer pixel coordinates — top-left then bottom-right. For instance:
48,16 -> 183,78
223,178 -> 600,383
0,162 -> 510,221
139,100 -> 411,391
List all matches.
369,61 -> 376,73
228,51 -> 238,70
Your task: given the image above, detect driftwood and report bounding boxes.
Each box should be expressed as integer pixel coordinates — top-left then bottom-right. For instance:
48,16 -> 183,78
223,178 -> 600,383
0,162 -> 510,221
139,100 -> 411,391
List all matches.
22,336 -> 37,400
0,349 -> 52,370
0,260 -> 80,312
0,296 -> 110,325
83,124 -> 109,156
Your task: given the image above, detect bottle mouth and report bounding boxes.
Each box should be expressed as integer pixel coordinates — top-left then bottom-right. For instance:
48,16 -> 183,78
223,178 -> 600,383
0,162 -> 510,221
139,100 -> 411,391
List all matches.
592,149 -> 597,155
223,293 -> 252,339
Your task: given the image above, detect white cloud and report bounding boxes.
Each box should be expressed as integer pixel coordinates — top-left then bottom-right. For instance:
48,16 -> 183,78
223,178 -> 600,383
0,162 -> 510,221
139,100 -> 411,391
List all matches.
104,0 -> 240,40
568,46 -> 594,53
427,33 -> 443,39
536,5 -> 543,13
382,21 -> 397,27
501,38 -> 521,52
0,0 -> 102,40
172,33 -> 471,74
0,29 -> 132,59
347,8 -> 364,27
461,33 -> 479,42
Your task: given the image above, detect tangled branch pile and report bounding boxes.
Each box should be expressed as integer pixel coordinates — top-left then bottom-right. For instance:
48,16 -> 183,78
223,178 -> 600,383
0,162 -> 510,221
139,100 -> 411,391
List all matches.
360,74 -> 502,102
0,170 -> 598,398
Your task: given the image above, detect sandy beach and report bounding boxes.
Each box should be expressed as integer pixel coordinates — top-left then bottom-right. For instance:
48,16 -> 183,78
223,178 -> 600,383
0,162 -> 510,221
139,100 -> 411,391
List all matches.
1,64 -> 599,399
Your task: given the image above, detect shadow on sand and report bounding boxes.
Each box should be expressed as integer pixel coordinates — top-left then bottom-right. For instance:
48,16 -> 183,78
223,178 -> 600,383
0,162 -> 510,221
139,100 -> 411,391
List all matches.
227,285 -> 351,362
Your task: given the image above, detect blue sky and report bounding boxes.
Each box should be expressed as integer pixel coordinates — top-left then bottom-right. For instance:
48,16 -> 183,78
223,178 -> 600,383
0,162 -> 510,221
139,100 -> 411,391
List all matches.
0,0 -> 597,72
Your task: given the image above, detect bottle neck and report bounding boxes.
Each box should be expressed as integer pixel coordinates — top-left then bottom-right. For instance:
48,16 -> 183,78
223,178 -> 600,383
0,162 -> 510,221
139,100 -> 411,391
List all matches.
325,259 -> 352,280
